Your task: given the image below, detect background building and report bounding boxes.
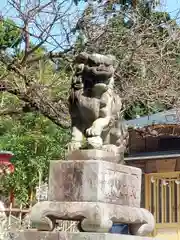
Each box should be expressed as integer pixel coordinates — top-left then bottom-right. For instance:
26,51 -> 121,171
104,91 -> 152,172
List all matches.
125,109 -> 180,240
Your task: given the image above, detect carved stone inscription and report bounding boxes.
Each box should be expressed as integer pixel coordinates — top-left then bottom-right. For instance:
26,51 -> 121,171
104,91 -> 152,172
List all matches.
99,168 -> 141,207
48,159 -> 141,207
48,160 -> 99,202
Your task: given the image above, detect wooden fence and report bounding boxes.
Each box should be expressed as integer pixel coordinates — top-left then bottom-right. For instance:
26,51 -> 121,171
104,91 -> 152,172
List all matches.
0,179 -> 79,233
0,204 -> 79,232
145,171 -> 180,237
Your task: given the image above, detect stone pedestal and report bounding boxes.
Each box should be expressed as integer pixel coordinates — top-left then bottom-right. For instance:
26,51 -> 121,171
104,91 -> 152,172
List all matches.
13,231 -> 162,240
48,159 -> 141,206
29,149 -> 155,236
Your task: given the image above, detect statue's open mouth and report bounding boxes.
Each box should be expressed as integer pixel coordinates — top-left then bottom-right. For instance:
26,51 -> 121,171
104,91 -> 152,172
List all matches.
85,77 -> 110,86
84,65 -> 114,79
93,79 -> 110,86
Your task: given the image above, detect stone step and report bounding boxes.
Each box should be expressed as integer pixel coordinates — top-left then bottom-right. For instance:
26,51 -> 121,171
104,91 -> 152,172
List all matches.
11,231 -> 164,240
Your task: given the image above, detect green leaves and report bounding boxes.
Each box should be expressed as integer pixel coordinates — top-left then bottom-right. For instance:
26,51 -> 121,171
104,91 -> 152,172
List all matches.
0,113 -> 70,205
124,101 -> 167,120
0,18 -> 21,50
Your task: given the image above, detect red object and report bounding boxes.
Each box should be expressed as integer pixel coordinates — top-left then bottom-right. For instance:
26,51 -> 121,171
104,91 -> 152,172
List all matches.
0,151 -> 15,205
10,190 -> 15,205
0,151 -> 14,173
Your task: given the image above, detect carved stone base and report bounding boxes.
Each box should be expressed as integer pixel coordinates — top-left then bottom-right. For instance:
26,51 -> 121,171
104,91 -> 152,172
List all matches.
48,159 -> 141,207
12,231 -> 160,240
30,201 -> 155,236
67,149 -> 121,163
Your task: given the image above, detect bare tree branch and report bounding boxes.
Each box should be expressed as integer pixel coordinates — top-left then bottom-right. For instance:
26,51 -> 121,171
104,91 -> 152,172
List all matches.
1,0 -> 180,130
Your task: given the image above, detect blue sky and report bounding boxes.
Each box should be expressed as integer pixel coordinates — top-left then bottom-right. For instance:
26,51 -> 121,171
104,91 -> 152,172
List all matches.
0,0 -> 179,25
0,0 -> 86,51
0,0 -> 180,50
0,0 -> 180,18
158,0 -> 180,19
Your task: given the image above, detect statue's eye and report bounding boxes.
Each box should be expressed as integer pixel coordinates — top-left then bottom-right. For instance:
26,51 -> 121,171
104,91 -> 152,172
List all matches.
88,59 -> 96,67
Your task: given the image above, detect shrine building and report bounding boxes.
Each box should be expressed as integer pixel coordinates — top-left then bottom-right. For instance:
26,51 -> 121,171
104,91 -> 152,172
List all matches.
125,108 -> 180,240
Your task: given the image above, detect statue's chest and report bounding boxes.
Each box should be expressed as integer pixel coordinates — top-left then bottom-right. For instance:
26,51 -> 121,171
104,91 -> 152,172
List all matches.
76,94 -> 100,120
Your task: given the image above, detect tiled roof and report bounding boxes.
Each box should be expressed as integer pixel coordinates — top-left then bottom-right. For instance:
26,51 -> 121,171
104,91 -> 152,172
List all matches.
125,150 -> 180,161
125,109 -> 180,128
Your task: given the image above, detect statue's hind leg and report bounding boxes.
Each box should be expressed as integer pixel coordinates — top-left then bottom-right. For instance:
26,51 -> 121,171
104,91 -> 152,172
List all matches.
67,124 -> 84,152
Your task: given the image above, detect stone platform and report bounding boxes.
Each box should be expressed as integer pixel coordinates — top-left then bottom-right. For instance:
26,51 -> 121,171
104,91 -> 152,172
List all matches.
30,153 -> 155,236
30,201 -> 154,234
12,231 -> 162,240
48,159 -> 141,206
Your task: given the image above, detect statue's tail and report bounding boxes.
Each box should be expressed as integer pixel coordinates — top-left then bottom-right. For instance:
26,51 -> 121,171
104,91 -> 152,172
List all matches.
115,114 -> 129,153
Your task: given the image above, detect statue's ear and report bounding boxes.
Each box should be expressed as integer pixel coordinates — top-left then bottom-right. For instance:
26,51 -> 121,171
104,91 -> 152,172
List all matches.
75,52 -> 89,64
106,55 -> 118,69
87,57 -> 96,67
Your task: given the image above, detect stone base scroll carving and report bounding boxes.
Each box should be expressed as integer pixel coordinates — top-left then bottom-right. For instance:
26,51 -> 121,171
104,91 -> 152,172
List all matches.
29,148 -> 155,237
30,201 -> 155,236
29,149 -> 155,237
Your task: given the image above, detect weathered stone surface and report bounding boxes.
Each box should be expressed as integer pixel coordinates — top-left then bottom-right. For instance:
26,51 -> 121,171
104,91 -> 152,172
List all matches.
10,231 -> 59,240
48,160 -> 141,207
30,201 -> 155,236
67,149 -> 121,163
14,231 -> 162,240
68,52 -> 129,156
0,201 -> 7,239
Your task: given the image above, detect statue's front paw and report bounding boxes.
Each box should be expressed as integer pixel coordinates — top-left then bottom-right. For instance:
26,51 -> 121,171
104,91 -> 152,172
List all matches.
86,127 -> 101,137
87,136 -> 103,149
67,141 -> 81,152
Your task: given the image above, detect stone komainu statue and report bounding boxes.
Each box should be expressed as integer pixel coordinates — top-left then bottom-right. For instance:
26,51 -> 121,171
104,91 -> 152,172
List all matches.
68,52 -> 128,156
